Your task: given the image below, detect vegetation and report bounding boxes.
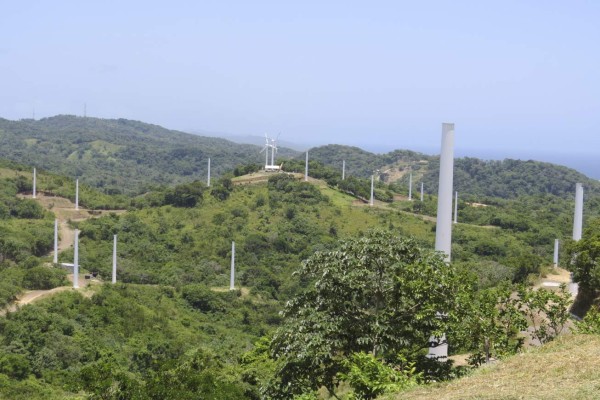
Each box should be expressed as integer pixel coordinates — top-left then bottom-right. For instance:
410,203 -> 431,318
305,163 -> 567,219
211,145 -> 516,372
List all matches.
0,116 -> 297,195
0,125 -> 596,399
304,144 -> 600,200
0,285 -> 270,399
0,166 -> 67,306
267,230 -> 471,398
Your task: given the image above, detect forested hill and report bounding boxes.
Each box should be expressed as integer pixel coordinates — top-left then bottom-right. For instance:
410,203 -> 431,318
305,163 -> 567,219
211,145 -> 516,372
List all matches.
422,157 -> 600,199
1,115 -> 595,200
0,115 -> 298,195
307,144 -> 432,179
304,144 -> 599,199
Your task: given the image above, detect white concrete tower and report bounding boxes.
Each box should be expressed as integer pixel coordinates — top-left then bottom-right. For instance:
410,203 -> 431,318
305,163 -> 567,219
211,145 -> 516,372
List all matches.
271,142 -> 276,166
230,241 -> 235,290
420,182 -> 424,202
573,183 -> 583,241
408,173 -> 413,200
453,191 -> 458,224
207,158 -> 211,187
370,174 -> 374,206
73,229 -> 79,289
434,123 -> 455,261
112,235 -> 117,284
264,146 -> 269,169
429,123 -> 455,361
342,160 -> 346,180
553,239 -> 559,268
53,219 -> 58,264
75,179 -> 79,210
305,152 -> 309,181
32,168 -> 37,199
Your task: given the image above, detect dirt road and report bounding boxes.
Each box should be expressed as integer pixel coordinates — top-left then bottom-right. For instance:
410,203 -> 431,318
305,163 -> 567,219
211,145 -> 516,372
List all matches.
3,193 -> 126,313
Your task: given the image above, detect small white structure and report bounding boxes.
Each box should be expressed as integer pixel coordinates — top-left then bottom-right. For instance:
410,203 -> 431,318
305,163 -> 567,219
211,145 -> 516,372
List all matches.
32,168 -> 37,199
230,241 -> 236,290
53,219 -> 58,264
112,235 -> 117,284
553,239 -> 559,268
370,174 -> 374,206
304,151 -> 309,181
261,134 -> 281,172
73,230 -> 79,289
75,179 -> 79,210
453,191 -> 458,224
207,158 -> 211,187
408,172 -> 413,200
573,183 -> 583,241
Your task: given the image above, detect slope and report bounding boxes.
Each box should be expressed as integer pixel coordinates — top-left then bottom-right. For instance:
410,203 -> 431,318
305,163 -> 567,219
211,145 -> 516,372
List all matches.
392,334 -> 600,400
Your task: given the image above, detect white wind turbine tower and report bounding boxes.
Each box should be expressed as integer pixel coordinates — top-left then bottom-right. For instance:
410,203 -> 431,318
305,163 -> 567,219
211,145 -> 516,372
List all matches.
270,134 -> 279,167
261,134 -> 281,172
260,134 -> 271,169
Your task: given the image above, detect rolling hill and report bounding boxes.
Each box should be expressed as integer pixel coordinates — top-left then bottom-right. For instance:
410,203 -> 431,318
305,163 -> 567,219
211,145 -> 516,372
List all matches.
0,115 -> 298,195
304,144 -> 600,200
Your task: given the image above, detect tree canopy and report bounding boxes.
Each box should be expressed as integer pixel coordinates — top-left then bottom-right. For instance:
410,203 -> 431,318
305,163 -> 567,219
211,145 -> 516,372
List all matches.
269,230 -> 472,398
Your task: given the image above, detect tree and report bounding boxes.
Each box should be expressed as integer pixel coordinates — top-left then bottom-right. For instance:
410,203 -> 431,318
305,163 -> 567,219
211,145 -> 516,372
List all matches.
268,230 -> 472,398
459,285 -> 527,366
337,352 -> 419,399
566,219 -> 600,315
516,285 -> 571,345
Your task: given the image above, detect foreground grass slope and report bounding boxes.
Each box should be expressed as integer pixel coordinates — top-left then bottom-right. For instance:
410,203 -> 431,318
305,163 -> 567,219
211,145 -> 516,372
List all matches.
392,334 -> 600,400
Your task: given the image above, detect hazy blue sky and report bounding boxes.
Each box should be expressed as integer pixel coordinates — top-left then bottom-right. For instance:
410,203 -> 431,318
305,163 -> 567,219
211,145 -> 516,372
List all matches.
2,1 -> 599,157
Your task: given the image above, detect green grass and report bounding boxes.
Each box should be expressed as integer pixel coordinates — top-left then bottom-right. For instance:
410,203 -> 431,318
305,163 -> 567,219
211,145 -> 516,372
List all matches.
389,334 -> 600,400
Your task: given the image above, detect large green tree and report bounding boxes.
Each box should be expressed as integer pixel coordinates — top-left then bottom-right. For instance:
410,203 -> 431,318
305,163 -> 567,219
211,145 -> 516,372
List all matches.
268,230 -> 472,398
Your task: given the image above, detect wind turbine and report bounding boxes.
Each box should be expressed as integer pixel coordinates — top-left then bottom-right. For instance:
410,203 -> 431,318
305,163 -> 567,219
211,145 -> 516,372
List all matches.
270,133 -> 280,167
260,134 -> 271,169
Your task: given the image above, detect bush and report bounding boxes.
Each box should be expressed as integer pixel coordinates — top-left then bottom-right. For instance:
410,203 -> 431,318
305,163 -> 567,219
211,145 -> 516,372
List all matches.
181,285 -> 225,313
338,352 -> 419,399
22,267 -> 67,290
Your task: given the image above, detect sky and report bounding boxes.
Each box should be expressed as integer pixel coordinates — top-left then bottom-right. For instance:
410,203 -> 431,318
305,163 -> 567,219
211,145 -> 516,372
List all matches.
2,1 -> 600,164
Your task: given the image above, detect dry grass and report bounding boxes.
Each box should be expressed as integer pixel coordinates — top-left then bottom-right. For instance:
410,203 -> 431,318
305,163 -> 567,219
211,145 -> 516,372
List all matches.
388,334 -> 600,400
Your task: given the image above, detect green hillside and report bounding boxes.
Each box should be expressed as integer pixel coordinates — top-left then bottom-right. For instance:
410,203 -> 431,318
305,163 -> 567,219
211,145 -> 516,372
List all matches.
0,116 -> 298,195
0,141 -> 598,398
305,144 -> 600,200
